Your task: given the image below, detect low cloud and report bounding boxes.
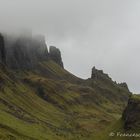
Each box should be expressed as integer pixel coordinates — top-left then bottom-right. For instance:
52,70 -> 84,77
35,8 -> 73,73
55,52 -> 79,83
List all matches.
0,0 -> 140,93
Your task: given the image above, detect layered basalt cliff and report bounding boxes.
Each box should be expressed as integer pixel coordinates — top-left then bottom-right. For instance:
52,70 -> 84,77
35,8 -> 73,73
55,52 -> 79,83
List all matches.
0,32 -> 64,69
0,34 -> 6,64
6,34 -> 49,69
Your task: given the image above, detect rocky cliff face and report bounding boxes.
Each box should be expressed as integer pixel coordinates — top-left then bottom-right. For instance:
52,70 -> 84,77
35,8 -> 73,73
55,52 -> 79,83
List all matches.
118,82 -> 129,91
0,32 -> 64,69
91,66 -> 111,80
5,34 -> 49,69
122,95 -> 140,131
0,34 -> 6,64
91,66 -> 130,91
49,46 -> 64,68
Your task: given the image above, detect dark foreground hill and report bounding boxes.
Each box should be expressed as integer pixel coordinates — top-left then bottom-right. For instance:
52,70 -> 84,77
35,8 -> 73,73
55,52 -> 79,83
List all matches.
0,32 -> 134,140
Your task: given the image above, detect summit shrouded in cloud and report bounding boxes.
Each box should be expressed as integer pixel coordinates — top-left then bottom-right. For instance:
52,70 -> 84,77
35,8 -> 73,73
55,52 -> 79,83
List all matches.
0,1 -> 139,140
0,0 -> 140,93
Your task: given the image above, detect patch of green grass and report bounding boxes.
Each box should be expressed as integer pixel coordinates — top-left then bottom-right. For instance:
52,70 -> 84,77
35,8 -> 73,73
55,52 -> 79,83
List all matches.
131,94 -> 140,100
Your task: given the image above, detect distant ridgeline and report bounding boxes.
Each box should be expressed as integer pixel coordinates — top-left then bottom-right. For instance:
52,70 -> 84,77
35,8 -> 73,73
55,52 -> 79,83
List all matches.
0,32 -> 63,69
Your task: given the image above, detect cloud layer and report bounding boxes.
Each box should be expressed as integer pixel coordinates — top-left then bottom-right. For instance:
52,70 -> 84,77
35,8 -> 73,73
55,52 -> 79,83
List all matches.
0,0 -> 140,93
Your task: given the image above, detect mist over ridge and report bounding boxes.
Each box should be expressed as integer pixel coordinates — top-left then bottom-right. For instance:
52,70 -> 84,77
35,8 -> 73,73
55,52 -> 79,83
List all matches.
0,1 -> 139,139
0,0 -> 139,93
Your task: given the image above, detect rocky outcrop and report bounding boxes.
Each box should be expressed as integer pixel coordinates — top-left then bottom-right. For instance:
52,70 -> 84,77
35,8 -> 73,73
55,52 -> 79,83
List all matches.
122,95 -> 140,130
0,34 -> 6,64
0,32 -> 64,70
91,66 -> 111,80
118,82 -> 129,91
91,67 -> 130,91
49,46 -> 64,68
5,34 -> 49,69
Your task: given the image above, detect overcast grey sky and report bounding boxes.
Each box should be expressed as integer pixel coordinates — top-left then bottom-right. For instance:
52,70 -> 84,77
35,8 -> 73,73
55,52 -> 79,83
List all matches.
0,0 -> 140,93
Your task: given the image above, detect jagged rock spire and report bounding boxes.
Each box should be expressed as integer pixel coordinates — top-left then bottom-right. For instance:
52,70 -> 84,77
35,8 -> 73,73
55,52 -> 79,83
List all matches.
91,66 -> 104,79
49,46 -> 64,68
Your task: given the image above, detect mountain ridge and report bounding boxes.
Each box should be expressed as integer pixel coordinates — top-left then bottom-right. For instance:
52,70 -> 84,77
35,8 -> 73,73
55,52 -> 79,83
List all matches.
0,33 -> 63,69
0,31 -> 135,140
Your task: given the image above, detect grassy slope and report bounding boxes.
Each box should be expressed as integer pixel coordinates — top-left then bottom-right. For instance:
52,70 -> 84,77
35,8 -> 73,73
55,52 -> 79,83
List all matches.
0,61 -> 131,140
93,95 -> 140,140
93,119 -> 140,140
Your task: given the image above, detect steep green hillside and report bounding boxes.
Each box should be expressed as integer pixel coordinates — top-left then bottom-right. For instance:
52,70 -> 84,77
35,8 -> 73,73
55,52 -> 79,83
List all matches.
0,31 -> 133,140
93,95 -> 140,140
0,59 -> 131,140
